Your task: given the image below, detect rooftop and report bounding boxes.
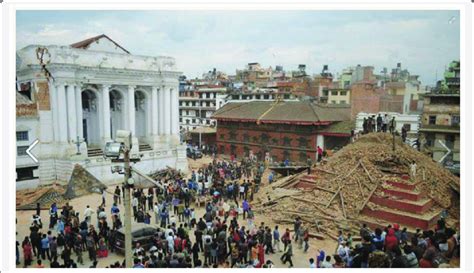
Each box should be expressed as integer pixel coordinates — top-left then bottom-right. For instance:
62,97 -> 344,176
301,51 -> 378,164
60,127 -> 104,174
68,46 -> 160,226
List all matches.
212,101 -> 350,125
70,34 -> 130,54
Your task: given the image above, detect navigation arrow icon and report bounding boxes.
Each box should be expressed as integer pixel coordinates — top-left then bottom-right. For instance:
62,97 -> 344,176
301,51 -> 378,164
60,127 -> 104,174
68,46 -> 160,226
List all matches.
26,139 -> 39,163
438,139 -> 452,164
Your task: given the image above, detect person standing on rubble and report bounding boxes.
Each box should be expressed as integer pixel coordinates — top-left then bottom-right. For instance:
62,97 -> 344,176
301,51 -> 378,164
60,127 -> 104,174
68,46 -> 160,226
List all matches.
376,114 -> 383,132
410,161 -> 417,181
383,114 -> 389,132
389,117 -> 396,134
317,146 -> 323,162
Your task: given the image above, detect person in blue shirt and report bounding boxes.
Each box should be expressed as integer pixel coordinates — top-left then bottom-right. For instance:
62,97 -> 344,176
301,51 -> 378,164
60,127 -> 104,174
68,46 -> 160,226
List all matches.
268,172 -> 274,184
40,234 -> 50,261
273,225 -> 281,252
160,208 -> 168,228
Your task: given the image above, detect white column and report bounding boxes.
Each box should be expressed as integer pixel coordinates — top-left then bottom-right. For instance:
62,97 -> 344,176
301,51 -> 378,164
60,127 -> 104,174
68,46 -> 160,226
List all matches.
171,87 -> 179,135
151,86 -> 159,135
102,85 -> 111,142
75,84 -> 83,140
128,85 -> 136,136
66,83 -> 77,142
50,83 -> 60,142
56,83 -> 68,142
164,86 -> 171,135
159,87 -> 165,135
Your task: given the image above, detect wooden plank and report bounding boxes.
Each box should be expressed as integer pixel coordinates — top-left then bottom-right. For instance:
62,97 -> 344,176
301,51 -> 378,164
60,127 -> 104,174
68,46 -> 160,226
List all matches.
315,168 -> 338,175
325,187 -> 341,208
360,160 -> 376,183
340,192 -> 347,219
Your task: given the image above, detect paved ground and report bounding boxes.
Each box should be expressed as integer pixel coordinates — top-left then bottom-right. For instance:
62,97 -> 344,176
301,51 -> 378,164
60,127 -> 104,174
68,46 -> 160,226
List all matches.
16,156 -> 337,268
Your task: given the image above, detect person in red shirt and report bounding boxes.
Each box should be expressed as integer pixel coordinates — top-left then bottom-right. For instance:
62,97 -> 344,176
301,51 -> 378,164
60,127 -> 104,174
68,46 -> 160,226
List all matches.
419,248 -> 436,268
384,228 -> 398,252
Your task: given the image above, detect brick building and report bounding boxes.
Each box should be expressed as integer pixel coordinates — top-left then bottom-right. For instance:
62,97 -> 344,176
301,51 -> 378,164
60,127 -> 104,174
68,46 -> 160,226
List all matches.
212,101 -> 352,163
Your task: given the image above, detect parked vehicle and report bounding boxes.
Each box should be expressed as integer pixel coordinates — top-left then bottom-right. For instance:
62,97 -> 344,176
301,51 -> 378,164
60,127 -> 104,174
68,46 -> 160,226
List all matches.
114,223 -> 160,254
186,147 -> 203,159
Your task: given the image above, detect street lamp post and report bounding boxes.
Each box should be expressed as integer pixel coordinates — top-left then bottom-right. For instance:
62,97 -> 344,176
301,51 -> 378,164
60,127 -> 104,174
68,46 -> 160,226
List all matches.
122,147 -> 133,268
104,130 -> 134,268
199,97 -> 202,149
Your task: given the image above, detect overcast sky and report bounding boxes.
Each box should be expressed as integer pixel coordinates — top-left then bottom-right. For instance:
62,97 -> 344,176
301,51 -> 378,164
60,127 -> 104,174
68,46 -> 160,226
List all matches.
17,10 -> 460,85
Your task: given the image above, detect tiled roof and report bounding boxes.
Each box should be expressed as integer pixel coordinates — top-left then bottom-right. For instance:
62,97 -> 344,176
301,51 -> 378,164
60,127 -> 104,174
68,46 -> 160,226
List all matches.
212,101 -> 350,125
16,92 -> 37,117
70,34 -> 130,54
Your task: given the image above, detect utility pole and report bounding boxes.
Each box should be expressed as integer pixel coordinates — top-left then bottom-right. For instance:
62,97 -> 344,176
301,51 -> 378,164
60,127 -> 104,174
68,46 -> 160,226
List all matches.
199,96 -> 202,149
392,128 -> 396,152
123,146 -> 133,268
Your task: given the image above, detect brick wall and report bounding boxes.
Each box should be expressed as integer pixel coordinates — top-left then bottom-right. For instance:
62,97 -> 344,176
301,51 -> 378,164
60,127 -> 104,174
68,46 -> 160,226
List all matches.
216,123 -> 317,162
350,82 -> 382,120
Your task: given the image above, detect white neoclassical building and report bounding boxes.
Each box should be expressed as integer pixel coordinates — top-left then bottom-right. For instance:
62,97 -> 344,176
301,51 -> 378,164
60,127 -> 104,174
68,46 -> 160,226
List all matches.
16,35 -> 187,188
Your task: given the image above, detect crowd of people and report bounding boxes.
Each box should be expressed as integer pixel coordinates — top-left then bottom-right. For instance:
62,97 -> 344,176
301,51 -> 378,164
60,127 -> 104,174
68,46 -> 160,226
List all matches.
316,220 -> 459,268
17,156 -> 459,268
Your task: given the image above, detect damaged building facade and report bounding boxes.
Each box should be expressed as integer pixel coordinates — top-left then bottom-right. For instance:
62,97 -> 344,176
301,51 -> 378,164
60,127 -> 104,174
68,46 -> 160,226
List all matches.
15,35 -> 187,188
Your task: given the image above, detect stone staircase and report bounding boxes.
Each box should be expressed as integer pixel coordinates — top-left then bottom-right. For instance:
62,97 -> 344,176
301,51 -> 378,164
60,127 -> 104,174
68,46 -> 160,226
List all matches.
139,143 -> 152,152
361,175 -> 442,230
87,148 -> 103,157
294,170 -> 442,231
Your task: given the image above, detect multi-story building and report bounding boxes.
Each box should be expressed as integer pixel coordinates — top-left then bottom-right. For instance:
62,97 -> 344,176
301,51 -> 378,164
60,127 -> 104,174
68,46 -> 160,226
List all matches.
419,61 -> 460,174
212,101 -> 352,162
320,88 -> 350,105
224,91 -> 298,103
16,34 -> 187,188
179,87 -> 228,131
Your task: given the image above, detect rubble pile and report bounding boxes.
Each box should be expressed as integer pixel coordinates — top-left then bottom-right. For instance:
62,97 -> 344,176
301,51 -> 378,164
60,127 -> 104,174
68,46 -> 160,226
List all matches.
253,133 -> 460,239
64,164 -> 107,199
149,167 -> 182,182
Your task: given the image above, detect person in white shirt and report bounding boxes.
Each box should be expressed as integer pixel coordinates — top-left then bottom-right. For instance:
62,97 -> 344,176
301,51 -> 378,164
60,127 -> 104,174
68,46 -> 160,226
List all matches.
132,197 -> 139,219
84,205 -> 94,224
320,256 -> 333,268
166,232 -> 175,254
153,203 -> 160,225
309,258 -> 316,268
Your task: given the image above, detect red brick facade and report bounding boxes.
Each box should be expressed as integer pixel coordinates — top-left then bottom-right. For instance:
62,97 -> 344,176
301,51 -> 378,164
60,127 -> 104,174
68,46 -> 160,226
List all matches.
216,121 -> 328,162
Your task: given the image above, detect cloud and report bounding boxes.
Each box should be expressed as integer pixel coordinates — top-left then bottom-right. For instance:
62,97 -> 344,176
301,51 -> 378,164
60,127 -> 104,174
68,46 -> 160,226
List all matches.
16,10 -> 460,85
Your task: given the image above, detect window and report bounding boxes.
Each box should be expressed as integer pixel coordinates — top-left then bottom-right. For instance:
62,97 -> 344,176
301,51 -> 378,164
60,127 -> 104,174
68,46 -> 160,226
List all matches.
263,95 -> 269,99
283,137 -> 292,146
219,134 -> 225,140
452,115 -> 460,126
428,115 -> 436,125
17,146 -> 29,156
299,152 -> 307,163
186,120 -> 190,124
16,131 -> 29,141
260,133 -> 270,144
425,134 -> 435,147
323,90 -> 329,97
179,118 -> 182,122
339,100 -> 346,104
331,100 -> 337,104
192,119 -> 196,123
297,137 -> 309,148
340,91 -> 347,96
331,90 -> 338,96
445,135 -> 455,149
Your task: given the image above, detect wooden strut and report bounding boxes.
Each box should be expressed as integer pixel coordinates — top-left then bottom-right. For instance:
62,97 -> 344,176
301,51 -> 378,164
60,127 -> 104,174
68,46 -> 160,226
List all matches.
325,161 -> 361,208
315,168 -> 338,175
340,191 -> 347,219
